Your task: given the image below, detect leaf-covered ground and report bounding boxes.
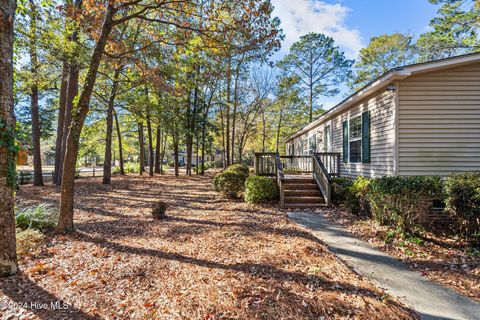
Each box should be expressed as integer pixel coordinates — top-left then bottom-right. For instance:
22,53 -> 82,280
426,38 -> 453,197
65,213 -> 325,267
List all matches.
2,174 -> 417,319
318,207 -> 480,302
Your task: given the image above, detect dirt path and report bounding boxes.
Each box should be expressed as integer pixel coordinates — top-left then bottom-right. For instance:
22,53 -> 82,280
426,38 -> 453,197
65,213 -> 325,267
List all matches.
2,174 -> 417,319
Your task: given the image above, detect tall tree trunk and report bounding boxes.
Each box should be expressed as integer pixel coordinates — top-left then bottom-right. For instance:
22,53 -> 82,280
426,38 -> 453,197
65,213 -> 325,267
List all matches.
138,121 -> 145,175
54,62 -> 69,184
201,119 -> 206,175
160,130 -> 166,174
173,132 -> 179,177
276,109 -> 284,153
56,1 -> 80,186
29,0 -> 43,186
114,109 -> 124,175
219,103 -> 226,168
225,58 -> 231,166
230,58 -> 242,164
154,125 -> 161,173
0,0 -> 18,277
58,5 -> 115,233
261,111 -> 266,152
102,68 -> 120,184
146,113 -> 154,176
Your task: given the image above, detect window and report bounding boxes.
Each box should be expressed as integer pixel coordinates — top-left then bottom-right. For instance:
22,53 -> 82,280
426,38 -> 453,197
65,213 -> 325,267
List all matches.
324,125 -> 332,152
349,116 -> 362,163
308,134 -> 316,154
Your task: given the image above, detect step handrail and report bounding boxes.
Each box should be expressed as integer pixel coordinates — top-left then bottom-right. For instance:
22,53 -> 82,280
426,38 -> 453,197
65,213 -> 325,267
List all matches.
275,153 -> 285,208
312,153 -> 332,206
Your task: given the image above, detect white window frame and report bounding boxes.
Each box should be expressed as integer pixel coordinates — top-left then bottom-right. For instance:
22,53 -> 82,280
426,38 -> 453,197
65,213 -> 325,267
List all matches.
324,123 -> 332,152
349,115 -> 362,163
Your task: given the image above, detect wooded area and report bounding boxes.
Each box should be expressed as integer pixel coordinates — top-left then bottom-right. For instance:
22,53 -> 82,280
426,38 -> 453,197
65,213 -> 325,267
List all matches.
0,0 -> 479,293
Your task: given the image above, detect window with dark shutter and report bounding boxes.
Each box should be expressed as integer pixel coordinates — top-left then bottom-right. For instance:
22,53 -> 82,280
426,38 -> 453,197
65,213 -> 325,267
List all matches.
343,120 -> 348,162
362,111 -> 370,163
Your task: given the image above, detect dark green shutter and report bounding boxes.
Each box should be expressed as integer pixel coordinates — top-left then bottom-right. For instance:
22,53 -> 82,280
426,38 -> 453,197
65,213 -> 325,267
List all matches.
362,111 -> 370,163
342,120 -> 348,163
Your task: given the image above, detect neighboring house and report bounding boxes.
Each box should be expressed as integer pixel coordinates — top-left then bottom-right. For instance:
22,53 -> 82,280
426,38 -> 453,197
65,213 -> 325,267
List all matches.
285,53 -> 480,178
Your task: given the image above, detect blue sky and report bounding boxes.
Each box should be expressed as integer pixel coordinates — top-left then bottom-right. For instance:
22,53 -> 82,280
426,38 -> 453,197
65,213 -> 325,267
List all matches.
271,0 -> 440,108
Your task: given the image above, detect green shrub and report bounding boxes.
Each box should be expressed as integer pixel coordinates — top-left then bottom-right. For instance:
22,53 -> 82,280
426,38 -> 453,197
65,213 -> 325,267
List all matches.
367,176 -> 443,233
16,228 -> 45,256
213,171 -> 246,198
225,164 -> 249,178
112,166 -> 121,174
331,177 -> 368,214
445,171 -> 480,238
244,176 -> 279,204
16,203 -> 57,230
124,162 -> 140,173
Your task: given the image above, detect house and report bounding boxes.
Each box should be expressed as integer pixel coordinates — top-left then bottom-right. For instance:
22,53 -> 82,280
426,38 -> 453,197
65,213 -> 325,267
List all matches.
255,53 -> 480,208
285,53 -> 480,178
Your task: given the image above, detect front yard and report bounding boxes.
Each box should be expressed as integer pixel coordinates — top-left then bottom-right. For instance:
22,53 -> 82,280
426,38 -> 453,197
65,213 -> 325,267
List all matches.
1,174 -> 416,319
319,207 -> 480,302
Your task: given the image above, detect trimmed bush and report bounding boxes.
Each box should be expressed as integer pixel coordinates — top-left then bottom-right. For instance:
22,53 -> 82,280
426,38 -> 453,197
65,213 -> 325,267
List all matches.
367,176 -> 443,232
225,164 -> 249,178
16,203 -> 57,230
244,176 -> 279,204
445,171 -> 480,238
213,171 -> 246,198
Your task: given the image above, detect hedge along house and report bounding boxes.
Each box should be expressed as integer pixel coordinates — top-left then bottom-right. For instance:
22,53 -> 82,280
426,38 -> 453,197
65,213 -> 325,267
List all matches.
255,53 -> 480,208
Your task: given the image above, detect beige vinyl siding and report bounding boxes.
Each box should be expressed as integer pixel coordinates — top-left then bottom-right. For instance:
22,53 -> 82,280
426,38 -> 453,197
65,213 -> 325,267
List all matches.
398,62 -> 480,176
288,90 -> 395,178
332,90 -> 395,177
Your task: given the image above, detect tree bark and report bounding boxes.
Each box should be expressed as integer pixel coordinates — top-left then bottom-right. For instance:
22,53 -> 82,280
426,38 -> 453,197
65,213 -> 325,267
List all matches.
146,113 -> 154,176
160,130 -> 166,174
225,57 -> 231,166
54,62 -> 69,184
58,5 -> 115,233
102,68 -> 121,184
261,110 -> 266,152
276,109 -> 283,153
230,57 -> 243,164
173,132 -> 179,177
154,125 -> 161,173
114,109 -> 124,175
138,121 -> 145,175
29,0 -> 43,186
0,0 -> 18,277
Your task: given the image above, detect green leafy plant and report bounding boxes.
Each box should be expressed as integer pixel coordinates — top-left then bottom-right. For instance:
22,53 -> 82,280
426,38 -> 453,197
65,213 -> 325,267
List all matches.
213,171 -> 246,198
124,162 -> 140,173
225,164 -> 249,178
367,176 -> 443,233
16,203 -> 58,230
244,176 -> 279,204
444,171 -> 480,238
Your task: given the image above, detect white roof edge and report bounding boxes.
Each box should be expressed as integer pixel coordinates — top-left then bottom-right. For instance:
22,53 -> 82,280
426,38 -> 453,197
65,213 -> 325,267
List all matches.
285,52 -> 480,143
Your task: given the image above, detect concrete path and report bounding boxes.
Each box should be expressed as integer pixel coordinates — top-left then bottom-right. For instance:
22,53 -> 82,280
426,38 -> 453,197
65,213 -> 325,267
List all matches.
288,211 -> 480,320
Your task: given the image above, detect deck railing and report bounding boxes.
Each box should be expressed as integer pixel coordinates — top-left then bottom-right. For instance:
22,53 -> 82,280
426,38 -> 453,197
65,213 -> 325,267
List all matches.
315,153 -> 341,177
312,153 -> 332,206
254,152 -> 341,207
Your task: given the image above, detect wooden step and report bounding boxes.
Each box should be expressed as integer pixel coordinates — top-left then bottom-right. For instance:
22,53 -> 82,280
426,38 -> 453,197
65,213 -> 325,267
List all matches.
283,183 -> 319,190
283,178 -> 316,184
284,196 -> 325,204
284,189 -> 321,197
284,203 -> 327,209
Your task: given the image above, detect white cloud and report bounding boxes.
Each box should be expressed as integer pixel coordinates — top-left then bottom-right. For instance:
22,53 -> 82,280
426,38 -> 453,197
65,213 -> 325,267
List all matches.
272,0 -> 364,59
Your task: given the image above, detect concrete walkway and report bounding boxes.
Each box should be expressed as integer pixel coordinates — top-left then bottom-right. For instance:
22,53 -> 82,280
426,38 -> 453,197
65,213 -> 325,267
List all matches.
288,211 -> 480,320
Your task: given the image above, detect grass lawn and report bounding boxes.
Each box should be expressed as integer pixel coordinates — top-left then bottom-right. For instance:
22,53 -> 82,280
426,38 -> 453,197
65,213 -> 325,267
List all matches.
1,174 -> 417,319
